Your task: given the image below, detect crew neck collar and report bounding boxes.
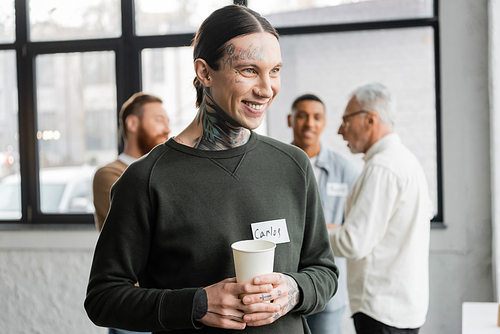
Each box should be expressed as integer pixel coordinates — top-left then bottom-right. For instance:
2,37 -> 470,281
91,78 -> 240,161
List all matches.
166,131 -> 259,158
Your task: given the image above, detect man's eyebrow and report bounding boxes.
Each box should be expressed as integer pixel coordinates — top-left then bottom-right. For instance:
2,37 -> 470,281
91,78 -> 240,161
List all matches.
232,61 -> 284,69
233,63 -> 258,68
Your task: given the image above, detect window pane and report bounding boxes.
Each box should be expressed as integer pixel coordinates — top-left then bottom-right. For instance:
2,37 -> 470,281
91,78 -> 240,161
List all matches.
35,51 -> 117,214
142,47 -> 198,137
0,0 -> 15,43
135,0 -> 232,36
0,50 -> 21,220
141,47 -> 268,136
29,0 -> 121,41
268,27 -> 438,215
251,0 -> 434,28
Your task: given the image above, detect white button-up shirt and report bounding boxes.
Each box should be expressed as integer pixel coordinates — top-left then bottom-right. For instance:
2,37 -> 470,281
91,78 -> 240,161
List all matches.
329,133 -> 432,329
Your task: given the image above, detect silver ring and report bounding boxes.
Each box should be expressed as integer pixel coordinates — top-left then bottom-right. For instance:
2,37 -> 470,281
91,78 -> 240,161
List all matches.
258,90 -> 261,97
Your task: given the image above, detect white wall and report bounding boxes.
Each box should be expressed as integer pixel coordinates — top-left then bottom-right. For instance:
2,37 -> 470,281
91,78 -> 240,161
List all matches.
489,0 -> 500,302
422,0 -> 492,333
0,231 -> 105,333
0,0 -> 493,333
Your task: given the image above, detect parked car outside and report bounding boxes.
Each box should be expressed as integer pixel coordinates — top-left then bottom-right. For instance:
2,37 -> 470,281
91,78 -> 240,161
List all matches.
0,151 -> 17,180
0,165 -> 97,219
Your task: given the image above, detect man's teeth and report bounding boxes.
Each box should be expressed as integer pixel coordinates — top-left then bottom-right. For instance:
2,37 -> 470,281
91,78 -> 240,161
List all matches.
244,102 -> 263,110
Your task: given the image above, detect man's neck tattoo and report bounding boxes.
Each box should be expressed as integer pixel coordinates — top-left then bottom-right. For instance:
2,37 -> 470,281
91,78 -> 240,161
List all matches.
194,87 -> 250,151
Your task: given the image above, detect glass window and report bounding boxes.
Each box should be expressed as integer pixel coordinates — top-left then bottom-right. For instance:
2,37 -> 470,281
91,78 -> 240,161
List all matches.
35,51 -> 117,214
39,166 -> 95,213
28,0 -> 121,42
268,27 -> 438,215
0,181 -> 21,215
135,0 -> 232,36
5,0 -> 441,225
40,183 -> 65,213
0,0 -> 15,43
142,47 -> 198,137
250,0 -> 434,28
0,50 -> 20,219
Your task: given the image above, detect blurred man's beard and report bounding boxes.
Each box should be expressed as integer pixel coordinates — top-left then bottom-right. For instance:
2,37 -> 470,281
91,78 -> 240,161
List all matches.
137,125 -> 165,156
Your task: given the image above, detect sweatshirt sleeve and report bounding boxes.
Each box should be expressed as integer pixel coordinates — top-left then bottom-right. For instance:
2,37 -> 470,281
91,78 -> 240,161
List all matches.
285,157 -> 339,315
85,159 -> 201,332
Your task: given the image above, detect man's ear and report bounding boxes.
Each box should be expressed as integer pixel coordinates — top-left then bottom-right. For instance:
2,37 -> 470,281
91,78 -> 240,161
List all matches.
287,114 -> 293,128
366,111 -> 378,126
125,114 -> 140,135
194,59 -> 212,87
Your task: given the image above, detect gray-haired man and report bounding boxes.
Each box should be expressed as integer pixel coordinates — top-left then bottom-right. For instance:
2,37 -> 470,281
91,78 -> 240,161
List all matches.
329,82 -> 432,333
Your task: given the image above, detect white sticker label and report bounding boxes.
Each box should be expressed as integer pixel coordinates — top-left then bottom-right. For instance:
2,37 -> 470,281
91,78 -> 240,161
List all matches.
327,182 -> 349,197
251,219 -> 290,244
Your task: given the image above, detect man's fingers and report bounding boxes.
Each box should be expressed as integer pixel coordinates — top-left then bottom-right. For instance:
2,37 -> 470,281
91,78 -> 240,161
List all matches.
239,281 -> 273,296
253,272 -> 283,285
243,298 -> 289,326
242,291 -> 273,305
241,285 -> 287,305
206,310 -> 245,323
244,310 -> 281,326
241,297 -> 283,314
199,309 -> 247,330
243,311 -> 275,322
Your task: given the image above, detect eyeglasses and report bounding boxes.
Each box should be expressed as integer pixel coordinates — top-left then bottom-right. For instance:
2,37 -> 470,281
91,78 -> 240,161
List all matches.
340,110 -> 370,126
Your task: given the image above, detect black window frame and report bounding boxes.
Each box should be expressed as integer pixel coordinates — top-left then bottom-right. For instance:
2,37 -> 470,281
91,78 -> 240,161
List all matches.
0,0 -> 442,229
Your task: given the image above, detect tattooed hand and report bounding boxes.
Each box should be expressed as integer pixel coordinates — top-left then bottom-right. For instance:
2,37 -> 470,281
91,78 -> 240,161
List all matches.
199,277 -> 278,330
241,273 -> 300,327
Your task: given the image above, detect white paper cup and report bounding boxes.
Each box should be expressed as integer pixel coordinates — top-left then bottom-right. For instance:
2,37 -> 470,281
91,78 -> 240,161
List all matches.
231,240 -> 276,283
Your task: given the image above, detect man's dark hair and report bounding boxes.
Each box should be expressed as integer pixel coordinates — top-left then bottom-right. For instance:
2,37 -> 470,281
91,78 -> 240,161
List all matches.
191,4 -> 279,108
119,92 -> 162,139
291,93 -> 325,111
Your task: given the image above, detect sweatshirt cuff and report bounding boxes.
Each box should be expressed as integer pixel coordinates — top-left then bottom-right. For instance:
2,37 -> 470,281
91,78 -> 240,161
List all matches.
192,288 -> 208,321
158,288 -> 203,330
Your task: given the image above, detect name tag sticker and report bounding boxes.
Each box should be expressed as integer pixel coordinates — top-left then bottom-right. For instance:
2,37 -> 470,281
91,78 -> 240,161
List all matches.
327,182 -> 349,197
251,219 -> 290,244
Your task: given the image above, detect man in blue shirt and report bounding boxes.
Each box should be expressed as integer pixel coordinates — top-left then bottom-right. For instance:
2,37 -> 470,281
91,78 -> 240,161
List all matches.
288,94 -> 359,334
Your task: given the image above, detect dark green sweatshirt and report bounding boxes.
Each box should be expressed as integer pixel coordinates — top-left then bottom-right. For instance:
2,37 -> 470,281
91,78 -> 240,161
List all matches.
85,133 -> 338,333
